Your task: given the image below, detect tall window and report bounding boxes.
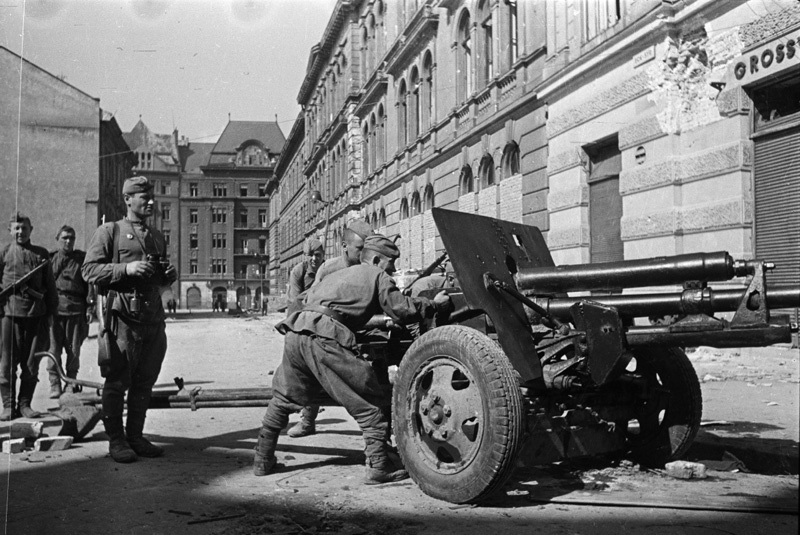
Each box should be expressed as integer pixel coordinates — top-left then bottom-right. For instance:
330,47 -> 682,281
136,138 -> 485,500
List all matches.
161,203 -> 171,221
212,233 -> 227,249
259,209 -> 267,228
161,181 -> 170,195
423,185 -> 435,211
190,183 -> 198,197
238,209 -> 248,227
478,0 -> 493,88
363,123 -> 371,176
410,192 -> 421,216
212,259 -> 227,274
459,165 -> 474,195
163,229 -> 170,246
479,154 -> 495,187
190,259 -> 198,274
369,114 -> 377,172
189,208 -> 198,224
398,80 -> 408,148
258,183 -> 267,197
507,0 -> 518,65
501,142 -> 520,178
584,0 -> 621,42
400,198 -> 410,219
190,233 -> 198,249
409,67 -> 420,140
213,183 -> 227,197
240,184 -> 248,197
212,208 -> 227,223
457,11 -> 472,103
377,106 -> 386,166
421,53 -> 433,133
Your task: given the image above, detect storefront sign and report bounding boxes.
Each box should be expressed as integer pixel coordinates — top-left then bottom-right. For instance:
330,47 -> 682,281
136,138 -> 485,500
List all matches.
728,31 -> 799,86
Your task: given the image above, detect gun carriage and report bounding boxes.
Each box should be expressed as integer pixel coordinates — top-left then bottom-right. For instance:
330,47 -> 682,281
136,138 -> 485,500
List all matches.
36,208 -> 800,505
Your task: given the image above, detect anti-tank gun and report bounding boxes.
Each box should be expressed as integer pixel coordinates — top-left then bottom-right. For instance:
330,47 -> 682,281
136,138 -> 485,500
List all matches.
384,208 -> 799,505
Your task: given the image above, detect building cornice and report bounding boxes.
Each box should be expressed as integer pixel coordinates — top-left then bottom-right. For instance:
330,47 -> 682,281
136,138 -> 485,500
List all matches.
384,4 -> 439,77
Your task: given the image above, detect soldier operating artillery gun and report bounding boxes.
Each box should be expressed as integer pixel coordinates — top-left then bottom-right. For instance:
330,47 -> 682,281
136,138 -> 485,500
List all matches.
32,208 -> 799,504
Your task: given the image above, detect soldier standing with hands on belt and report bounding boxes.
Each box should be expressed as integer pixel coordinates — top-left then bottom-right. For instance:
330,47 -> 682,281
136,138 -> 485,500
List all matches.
82,176 -> 177,463
0,213 -> 57,420
253,234 -> 451,484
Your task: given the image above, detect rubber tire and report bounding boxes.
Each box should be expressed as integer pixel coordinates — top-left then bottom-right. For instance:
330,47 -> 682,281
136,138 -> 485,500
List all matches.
392,325 -> 524,504
625,347 -> 702,467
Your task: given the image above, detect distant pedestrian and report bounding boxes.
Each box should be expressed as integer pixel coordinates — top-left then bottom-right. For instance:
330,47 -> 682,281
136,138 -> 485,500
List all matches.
261,297 -> 268,316
47,225 -> 92,398
1,212 -> 58,420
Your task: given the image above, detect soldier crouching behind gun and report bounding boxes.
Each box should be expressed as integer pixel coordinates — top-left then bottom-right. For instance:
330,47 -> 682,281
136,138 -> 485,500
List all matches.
253,234 -> 451,485
82,176 -> 177,463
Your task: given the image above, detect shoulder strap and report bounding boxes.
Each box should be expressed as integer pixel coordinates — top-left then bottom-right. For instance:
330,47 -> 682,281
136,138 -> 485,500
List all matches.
112,222 -> 120,264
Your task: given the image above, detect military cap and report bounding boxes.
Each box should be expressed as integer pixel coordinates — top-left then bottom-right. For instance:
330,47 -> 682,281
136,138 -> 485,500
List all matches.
123,176 -> 154,195
363,234 -> 400,259
346,218 -> 373,240
10,212 -> 31,224
304,238 -> 324,255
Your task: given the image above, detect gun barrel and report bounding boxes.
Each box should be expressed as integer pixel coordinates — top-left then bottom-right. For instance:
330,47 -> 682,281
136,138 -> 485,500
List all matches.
515,252 -> 747,293
532,286 -> 800,320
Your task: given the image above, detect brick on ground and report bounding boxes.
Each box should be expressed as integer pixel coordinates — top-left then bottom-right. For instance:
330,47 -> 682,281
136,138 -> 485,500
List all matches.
2,437 -> 26,454
34,436 -> 73,452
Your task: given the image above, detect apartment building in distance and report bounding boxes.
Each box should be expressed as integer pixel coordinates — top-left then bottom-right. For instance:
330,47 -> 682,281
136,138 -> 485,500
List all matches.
269,0 -> 798,332
179,120 -> 284,309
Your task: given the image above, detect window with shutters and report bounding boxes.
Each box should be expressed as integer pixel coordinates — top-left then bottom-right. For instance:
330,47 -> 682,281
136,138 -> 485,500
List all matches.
585,138 -> 623,271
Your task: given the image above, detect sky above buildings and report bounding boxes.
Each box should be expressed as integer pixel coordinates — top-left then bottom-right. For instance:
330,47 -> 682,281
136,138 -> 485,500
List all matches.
1,0 -> 337,142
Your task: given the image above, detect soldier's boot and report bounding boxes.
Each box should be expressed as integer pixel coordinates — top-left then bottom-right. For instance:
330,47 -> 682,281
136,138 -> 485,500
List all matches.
125,391 -> 164,458
16,380 -> 42,419
253,428 -> 279,476
287,405 -> 319,438
0,384 -> 14,421
364,455 -> 409,485
48,373 -> 63,399
103,391 -> 137,463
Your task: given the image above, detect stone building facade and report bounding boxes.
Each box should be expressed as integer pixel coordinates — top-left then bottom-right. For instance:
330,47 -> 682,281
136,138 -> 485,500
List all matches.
271,0 -> 549,293
541,0 -> 799,332
1,46 -> 133,251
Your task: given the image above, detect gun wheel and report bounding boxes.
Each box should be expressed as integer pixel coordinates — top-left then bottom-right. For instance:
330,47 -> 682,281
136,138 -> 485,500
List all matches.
623,347 -> 702,466
393,325 -> 524,504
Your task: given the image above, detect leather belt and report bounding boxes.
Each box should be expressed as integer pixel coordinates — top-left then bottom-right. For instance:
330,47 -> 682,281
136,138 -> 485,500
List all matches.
302,304 -> 348,326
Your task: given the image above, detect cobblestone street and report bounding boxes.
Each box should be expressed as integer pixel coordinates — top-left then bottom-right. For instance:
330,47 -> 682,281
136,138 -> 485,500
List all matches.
1,312 -> 797,534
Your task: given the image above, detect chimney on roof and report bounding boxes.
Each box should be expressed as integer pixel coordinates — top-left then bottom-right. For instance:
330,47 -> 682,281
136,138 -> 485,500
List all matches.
228,112 -> 231,121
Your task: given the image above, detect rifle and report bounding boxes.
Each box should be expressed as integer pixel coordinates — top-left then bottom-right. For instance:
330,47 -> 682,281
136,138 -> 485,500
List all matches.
403,252 -> 448,296
0,260 -> 49,304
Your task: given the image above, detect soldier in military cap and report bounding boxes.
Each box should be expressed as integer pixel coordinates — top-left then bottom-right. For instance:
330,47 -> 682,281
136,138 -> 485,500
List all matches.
82,176 -> 177,463
0,213 -> 57,420
286,237 -> 324,315
253,234 -> 451,485
286,218 -> 374,438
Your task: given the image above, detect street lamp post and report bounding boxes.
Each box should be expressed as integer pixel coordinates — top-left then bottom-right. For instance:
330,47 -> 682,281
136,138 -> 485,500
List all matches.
310,189 -> 331,255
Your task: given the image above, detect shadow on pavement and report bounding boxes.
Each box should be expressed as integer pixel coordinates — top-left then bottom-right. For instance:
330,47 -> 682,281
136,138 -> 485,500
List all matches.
688,425 -> 799,475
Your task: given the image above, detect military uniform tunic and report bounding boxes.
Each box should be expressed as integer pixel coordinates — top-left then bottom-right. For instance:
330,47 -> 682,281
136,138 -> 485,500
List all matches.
263,263 -> 438,460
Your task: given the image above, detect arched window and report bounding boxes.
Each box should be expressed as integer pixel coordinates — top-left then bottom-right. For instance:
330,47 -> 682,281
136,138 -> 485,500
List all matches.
507,0 -> 518,66
367,14 -> 376,75
379,208 -> 387,227
423,185 -> 435,211
410,192 -> 421,216
376,1 -> 386,58
478,0 -> 493,89
363,123 -> 371,176
459,165 -> 474,195
409,67 -> 420,141
361,26 -> 369,85
400,198 -> 410,219
398,79 -> 408,148
457,11 -> 472,103
371,211 -> 378,228
479,154 -> 495,187
377,105 -> 386,166
421,52 -> 433,133
501,142 -> 520,179
369,113 -> 377,173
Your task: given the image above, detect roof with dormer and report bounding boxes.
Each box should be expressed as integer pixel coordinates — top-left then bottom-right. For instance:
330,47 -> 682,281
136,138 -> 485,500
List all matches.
206,120 -> 285,166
